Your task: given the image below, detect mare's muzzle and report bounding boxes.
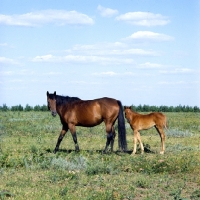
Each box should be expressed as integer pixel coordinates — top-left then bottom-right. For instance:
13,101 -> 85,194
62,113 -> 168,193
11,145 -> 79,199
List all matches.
51,111 -> 57,117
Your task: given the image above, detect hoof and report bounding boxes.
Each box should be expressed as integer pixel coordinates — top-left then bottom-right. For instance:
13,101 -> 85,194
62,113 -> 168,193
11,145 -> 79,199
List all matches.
160,151 -> 164,155
75,145 -> 80,152
53,150 -> 57,154
103,150 -> 107,154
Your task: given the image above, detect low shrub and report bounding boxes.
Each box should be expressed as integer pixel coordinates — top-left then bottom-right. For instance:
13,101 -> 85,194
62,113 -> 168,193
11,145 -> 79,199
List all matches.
166,129 -> 193,137
51,156 -> 87,171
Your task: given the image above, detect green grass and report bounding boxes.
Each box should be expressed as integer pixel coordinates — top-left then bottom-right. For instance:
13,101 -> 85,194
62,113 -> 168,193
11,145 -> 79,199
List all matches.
0,111 -> 200,199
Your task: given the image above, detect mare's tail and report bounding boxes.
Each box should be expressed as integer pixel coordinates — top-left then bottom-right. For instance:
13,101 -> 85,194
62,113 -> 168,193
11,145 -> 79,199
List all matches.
117,101 -> 127,152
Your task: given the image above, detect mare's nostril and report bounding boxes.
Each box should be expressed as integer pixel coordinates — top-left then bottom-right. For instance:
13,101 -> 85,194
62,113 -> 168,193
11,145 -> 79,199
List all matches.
52,111 -> 57,117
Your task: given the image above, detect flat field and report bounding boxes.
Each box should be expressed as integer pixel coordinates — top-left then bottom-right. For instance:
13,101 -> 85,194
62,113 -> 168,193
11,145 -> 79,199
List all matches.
0,111 -> 200,199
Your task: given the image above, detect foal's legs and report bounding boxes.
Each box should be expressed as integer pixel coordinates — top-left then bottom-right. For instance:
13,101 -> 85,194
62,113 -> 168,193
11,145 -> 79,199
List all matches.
137,131 -> 144,154
131,130 -> 144,155
155,126 -> 166,154
54,125 -> 68,153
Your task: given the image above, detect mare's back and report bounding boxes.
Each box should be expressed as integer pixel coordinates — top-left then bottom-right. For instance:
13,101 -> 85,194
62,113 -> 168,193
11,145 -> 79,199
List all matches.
98,97 -> 119,114
75,97 -> 119,117
67,97 -> 119,126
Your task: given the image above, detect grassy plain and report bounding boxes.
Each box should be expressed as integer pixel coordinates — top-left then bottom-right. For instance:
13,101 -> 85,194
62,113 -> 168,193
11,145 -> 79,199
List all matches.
0,111 -> 200,199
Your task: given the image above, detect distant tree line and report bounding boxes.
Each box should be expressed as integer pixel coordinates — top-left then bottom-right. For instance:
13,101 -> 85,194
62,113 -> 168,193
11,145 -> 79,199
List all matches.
130,104 -> 200,112
0,104 -> 48,112
0,103 -> 200,112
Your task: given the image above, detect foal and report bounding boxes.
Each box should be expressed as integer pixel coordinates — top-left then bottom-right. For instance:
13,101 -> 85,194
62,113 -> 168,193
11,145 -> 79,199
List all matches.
124,106 -> 167,155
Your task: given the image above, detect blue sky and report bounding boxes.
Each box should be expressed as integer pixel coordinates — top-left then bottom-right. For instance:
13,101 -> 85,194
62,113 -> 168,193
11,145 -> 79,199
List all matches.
0,0 -> 199,107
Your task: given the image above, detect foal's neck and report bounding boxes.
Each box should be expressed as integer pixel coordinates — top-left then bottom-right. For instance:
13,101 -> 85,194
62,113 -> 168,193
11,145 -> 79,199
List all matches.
131,110 -> 140,116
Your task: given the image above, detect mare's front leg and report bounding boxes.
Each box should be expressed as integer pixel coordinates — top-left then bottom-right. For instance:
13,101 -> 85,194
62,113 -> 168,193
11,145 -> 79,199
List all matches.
69,124 -> 80,151
54,125 -> 68,153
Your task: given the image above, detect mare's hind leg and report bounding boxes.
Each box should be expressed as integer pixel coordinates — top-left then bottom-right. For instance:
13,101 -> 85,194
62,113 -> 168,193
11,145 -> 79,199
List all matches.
155,126 -> 166,154
104,123 -> 115,153
54,126 -> 68,153
110,126 -> 116,152
69,124 -> 80,152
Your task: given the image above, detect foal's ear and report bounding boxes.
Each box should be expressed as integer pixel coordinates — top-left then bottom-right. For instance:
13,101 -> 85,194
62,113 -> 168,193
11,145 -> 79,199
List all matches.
125,106 -> 131,110
47,91 -> 49,96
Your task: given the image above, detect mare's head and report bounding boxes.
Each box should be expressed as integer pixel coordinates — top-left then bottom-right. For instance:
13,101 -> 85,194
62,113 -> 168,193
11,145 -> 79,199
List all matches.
47,91 -> 57,117
124,106 -> 132,122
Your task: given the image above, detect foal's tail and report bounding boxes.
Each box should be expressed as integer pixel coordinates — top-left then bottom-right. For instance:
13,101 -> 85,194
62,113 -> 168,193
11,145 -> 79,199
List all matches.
163,115 -> 168,130
117,101 -> 127,152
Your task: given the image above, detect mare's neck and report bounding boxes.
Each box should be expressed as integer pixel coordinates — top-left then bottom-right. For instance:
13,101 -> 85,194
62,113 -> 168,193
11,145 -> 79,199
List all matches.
55,104 -> 63,116
55,95 -> 66,116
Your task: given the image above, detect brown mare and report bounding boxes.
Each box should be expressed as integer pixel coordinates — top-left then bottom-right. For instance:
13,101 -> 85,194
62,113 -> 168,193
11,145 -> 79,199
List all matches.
124,106 -> 167,155
47,91 -> 127,153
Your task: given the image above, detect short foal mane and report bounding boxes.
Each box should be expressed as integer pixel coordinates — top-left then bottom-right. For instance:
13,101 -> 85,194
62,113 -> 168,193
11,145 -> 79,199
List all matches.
56,95 -> 81,106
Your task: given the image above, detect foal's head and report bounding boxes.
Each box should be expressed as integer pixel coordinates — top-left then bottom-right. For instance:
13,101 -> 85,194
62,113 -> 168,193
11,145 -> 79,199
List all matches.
47,91 -> 57,117
124,106 -> 132,121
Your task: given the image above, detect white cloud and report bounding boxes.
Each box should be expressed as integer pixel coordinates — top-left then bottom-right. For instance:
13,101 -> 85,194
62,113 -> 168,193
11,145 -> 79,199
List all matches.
0,57 -> 20,65
125,31 -> 174,41
0,43 -> 8,46
93,71 -> 118,76
31,40 -> 159,65
31,45 -> 158,65
117,49 -> 158,56
69,42 -> 126,52
158,81 -> 186,85
123,72 -> 135,76
67,43 -> 159,57
139,62 -> 164,69
92,71 -> 136,77
32,54 -> 135,65
160,68 -> 193,74
0,69 -> 35,77
46,72 -> 62,75
0,10 -> 94,26
0,70 -> 14,75
116,12 -> 170,26
32,54 -> 56,62
97,5 -> 118,17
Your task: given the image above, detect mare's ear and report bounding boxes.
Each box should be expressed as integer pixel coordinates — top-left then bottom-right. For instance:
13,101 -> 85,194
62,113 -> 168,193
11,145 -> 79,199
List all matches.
129,106 -> 132,109
54,91 -> 56,96
124,106 -> 127,110
47,91 -> 49,97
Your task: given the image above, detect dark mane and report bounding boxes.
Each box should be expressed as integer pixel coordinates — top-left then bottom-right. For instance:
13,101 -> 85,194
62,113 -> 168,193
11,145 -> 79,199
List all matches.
55,95 -> 81,106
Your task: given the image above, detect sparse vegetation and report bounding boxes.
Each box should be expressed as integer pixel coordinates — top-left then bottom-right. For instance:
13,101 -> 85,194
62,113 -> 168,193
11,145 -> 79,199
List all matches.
0,111 -> 200,199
